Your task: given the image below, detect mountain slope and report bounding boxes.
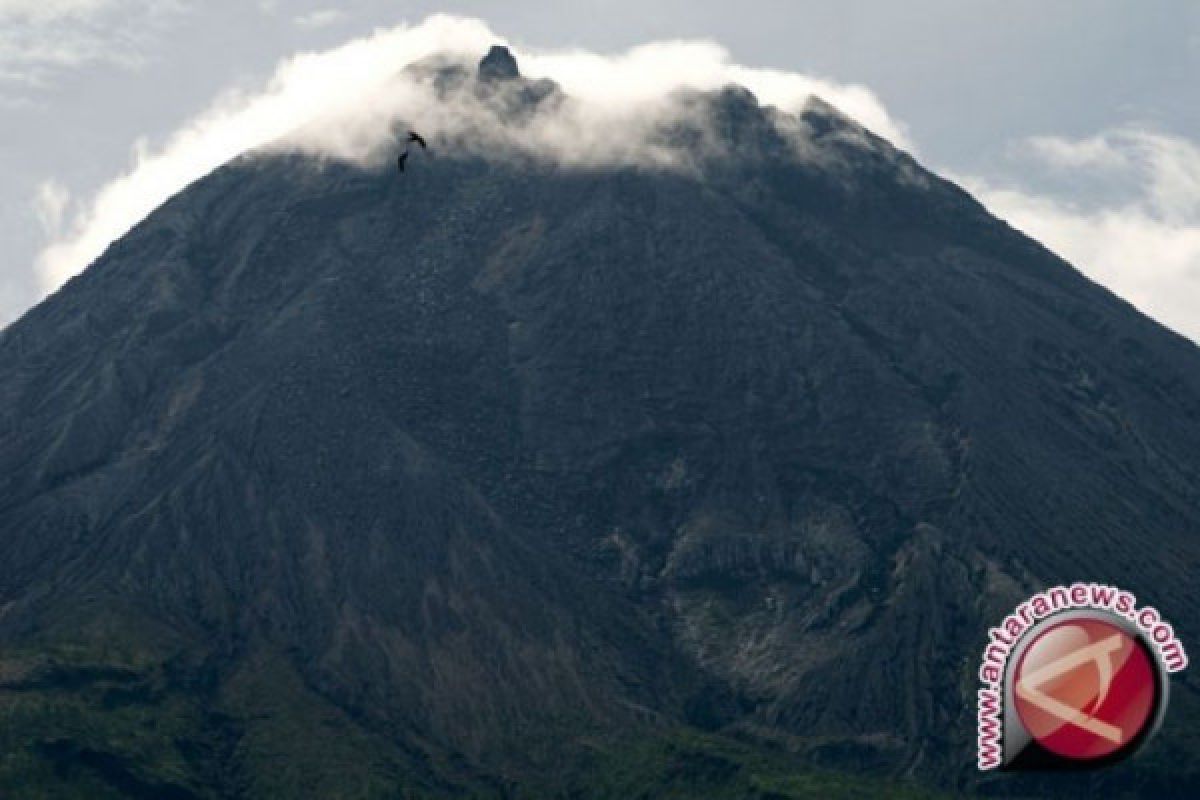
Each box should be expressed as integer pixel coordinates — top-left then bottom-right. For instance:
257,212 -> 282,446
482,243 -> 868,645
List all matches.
2,47 -> 1199,797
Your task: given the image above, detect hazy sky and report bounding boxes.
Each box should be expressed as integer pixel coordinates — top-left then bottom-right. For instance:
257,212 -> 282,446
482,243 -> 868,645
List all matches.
3,1 -> 1199,338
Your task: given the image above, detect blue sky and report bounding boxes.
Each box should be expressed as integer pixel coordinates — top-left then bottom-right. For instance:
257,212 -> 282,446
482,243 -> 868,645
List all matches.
3,1 -> 1199,338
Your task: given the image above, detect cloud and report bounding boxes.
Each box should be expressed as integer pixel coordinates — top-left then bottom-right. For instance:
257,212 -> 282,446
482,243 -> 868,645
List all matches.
0,0 -> 114,23
31,15 -> 499,290
33,13 -> 910,294
1021,133 -> 1131,171
0,0 -> 180,88
517,41 -> 910,151
33,179 -> 70,236
293,9 -> 344,29
965,129 -> 1200,341
21,12 -> 1200,349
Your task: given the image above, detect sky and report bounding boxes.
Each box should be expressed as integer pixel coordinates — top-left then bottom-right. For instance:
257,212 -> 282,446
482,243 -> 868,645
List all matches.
2,1 -> 1199,340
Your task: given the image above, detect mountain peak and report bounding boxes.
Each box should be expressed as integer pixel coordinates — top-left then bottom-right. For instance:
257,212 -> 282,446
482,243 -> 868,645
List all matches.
479,44 -> 519,81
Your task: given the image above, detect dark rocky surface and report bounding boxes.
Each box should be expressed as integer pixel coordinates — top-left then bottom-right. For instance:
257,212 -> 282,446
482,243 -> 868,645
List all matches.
2,47 -> 1199,798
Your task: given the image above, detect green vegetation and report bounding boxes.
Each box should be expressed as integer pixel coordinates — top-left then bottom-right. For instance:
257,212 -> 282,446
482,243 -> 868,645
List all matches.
0,636 -> 944,799
559,728 -> 942,800
0,635 -> 437,799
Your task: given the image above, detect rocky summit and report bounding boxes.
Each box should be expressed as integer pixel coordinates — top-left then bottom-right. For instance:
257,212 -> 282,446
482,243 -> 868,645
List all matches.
2,47 -> 1199,799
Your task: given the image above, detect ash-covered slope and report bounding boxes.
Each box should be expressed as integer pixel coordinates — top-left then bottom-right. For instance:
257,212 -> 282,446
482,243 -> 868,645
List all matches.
2,47 -> 1200,798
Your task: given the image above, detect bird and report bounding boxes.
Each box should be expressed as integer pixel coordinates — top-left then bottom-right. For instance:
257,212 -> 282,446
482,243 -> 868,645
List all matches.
397,130 -> 426,174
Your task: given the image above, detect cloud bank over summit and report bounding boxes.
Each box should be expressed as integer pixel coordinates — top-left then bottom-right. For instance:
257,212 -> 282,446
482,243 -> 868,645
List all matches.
32,13 -> 908,294
19,12 -> 1200,345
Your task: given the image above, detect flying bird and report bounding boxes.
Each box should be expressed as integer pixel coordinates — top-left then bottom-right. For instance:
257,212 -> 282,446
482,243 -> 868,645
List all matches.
397,130 -> 426,174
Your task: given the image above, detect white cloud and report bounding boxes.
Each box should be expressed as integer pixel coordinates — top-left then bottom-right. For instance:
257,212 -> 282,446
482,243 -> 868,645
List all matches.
1021,133 -> 1131,170
20,10 -> 1200,351
0,0 -> 180,87
517,41 -> 911,151
1019,129 -> 1200,223
32,15 -> 497,290
0,25 -> 147,78
293,9 -> 344,29
0,0 -> 114,23
33,13 -> 910,294
966,129 -> 1200,341
22,11 -> 1200,349
33,179 -> 70,236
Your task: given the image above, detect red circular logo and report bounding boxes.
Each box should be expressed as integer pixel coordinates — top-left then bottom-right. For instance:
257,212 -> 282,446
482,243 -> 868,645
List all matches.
1013,617 -> 1158,761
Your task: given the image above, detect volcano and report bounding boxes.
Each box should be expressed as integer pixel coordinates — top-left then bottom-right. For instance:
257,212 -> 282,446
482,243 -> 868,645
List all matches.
2,47 -> 1199,799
